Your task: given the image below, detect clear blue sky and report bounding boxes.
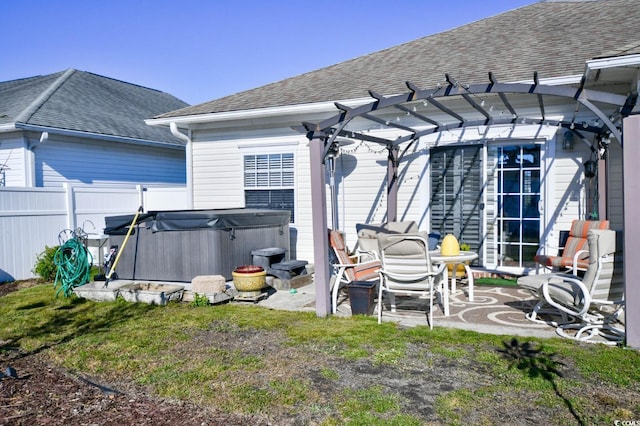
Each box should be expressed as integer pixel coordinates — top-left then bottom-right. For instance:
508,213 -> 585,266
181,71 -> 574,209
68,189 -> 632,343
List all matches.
2,0 -> 536,106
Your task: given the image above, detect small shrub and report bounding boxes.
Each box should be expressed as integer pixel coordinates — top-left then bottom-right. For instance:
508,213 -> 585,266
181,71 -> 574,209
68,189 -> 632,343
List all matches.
33,245 -> 60,281
190,292 -> 210,307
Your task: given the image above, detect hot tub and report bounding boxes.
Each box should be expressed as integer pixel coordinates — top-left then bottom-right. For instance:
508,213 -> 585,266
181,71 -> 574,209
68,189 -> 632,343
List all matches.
104,209 -> 290,282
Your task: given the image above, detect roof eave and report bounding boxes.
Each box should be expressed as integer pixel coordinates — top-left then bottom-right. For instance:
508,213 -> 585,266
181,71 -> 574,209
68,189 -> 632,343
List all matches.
587,53 -> 640,70
14,123 -> 185,150
146,97 -> 373,128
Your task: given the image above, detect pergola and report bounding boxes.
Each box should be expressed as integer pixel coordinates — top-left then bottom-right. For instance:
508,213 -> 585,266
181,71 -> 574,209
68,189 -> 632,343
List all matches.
297,64 -> 640,348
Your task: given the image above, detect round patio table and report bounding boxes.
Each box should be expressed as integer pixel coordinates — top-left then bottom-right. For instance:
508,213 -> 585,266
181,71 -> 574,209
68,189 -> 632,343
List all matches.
429,250 -> 478,316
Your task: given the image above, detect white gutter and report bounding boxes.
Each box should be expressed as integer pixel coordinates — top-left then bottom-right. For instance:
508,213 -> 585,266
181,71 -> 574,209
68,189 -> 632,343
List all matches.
146,97 -> 373,127
170,122 -> 193,209
14,123 -> 184,150
586,54 -> 640,71
0,124 -> 18,133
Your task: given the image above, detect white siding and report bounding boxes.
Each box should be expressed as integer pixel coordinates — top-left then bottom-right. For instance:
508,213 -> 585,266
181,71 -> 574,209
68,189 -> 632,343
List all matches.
191,139 -> 245,209
335,139 -> 425,251
191,129 -> 317,260
189,127 -> 421,263
544,136 -> 594,245
188,119 -> 604,271
0,135 -> 28,187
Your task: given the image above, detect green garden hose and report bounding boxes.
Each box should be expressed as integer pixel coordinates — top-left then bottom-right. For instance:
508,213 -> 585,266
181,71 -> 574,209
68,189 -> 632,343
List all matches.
53,237 -> 93,297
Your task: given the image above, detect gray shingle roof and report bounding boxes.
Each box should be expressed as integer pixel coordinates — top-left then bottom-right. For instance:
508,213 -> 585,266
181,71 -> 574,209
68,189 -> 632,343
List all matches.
157,0 -> 640,120
0,69 -> 189,145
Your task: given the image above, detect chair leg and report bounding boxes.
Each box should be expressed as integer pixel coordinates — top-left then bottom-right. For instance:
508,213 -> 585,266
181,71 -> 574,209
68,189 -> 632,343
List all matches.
428,287 -> 433,330
525,300 -> 573,326
556,307 -> 625,346
331,277 -> 342,314
556,322 -> 625,346
331,269 -> 347,314
388,293 -> 397,312
377,283 -> 383,324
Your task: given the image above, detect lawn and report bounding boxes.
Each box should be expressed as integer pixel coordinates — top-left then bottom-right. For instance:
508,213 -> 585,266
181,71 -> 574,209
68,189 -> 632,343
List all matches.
1,282 -> 639,425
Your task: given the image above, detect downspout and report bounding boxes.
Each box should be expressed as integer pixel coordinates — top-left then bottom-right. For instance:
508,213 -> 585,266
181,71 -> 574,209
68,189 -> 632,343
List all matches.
170,122 -> 193,209
25,131 -> 48,187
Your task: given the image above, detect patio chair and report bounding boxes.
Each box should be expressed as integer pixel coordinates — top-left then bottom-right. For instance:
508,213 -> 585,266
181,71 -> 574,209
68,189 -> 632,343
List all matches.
534,219 -> 609,275
356,221 -> 440,260
376,233 -> 447,329
518,229 -> 624,345
328,229 -> 381,314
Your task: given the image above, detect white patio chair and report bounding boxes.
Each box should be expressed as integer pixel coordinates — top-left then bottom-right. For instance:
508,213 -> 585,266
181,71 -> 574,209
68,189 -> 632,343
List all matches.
519,229 -> 624,345
376,233 -> 446,329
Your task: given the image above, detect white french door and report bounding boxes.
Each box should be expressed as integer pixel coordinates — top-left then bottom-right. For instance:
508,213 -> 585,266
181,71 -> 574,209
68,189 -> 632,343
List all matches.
487,143 -> 543,269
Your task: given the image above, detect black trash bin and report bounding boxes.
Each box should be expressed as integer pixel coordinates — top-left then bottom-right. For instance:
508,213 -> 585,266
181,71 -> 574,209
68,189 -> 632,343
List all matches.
348,280 -> 378,315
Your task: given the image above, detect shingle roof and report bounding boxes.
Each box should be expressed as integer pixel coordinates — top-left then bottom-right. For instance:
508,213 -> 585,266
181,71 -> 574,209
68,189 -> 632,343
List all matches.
157,0 -> 640,120
0,69 -> 189,145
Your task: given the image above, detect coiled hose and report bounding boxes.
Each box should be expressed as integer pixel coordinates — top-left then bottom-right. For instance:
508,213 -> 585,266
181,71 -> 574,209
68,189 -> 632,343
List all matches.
53,237 -> 93,297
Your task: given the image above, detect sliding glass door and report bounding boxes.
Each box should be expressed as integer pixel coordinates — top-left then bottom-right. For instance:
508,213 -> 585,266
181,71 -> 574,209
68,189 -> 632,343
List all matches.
430,145 -> 483,263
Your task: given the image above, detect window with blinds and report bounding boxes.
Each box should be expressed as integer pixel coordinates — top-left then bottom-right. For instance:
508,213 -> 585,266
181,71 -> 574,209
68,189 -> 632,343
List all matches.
430,145 -> 483,262
244,153 -> 295,222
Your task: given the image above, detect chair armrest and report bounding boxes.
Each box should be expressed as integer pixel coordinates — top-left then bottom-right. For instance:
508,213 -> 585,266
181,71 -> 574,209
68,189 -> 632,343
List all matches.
333,259 -> 380,269
379,269 -> 444,281
571,249 -> 589,275
355,249 -> 379,261
540,275 -> 590,317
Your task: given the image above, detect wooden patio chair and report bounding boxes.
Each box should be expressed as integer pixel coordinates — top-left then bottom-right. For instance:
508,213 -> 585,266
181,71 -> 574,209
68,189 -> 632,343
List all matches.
328,229 -> 381,314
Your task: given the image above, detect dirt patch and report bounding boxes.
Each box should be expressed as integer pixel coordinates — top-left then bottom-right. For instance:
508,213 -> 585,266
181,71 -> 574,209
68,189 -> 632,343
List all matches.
0,280 -> 42,298
0,349 -> 268,426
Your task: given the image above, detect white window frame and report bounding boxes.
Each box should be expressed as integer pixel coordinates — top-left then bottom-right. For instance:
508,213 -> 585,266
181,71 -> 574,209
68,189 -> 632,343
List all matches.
238,141 -> 298,224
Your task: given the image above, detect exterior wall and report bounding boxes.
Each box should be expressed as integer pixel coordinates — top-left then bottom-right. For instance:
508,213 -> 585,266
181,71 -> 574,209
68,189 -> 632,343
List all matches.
0,134 -> 28,187
190,124 -> 427,263
335,137 -> 425,251
191,127 -> 315,260
539,135 -> 599,253
29,132 -> 185,187
188,118 -> 596,274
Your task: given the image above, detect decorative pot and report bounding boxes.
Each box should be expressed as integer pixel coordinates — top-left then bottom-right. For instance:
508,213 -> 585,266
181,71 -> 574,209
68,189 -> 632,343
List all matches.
232,265 -> 267,292
441,234 -> 460,256
441,234 -> 466,277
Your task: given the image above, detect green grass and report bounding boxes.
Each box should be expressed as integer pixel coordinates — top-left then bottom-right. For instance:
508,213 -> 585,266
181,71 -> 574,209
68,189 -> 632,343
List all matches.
1,283 -> 639,424
474,276 -> 519,287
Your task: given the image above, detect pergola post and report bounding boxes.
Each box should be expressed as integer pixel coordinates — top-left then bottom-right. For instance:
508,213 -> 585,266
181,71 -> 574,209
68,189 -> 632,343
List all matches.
309,133 -> 331,317
623,115 -> 640,349
598,156 -> 607,219
387,145 -> 399,222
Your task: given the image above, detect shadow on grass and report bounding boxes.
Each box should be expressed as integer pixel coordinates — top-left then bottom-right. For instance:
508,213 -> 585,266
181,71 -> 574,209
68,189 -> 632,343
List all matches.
498,337 -> 584,426
1,290 -> 156,360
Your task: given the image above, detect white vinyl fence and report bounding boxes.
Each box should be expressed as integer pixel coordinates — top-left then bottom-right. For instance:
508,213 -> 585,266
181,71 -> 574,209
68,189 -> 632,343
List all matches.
0,184 -> 188,282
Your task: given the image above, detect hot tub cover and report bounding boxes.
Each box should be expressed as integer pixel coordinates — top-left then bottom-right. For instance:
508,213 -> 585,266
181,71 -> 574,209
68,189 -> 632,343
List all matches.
104,209 -> 290,235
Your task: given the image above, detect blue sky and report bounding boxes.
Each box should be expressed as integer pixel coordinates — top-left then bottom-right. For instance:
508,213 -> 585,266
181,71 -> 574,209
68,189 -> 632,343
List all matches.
2,0 -> 535,106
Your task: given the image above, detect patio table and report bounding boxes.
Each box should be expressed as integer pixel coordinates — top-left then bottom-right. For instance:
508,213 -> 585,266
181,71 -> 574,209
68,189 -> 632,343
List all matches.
429,250 -> 478,316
